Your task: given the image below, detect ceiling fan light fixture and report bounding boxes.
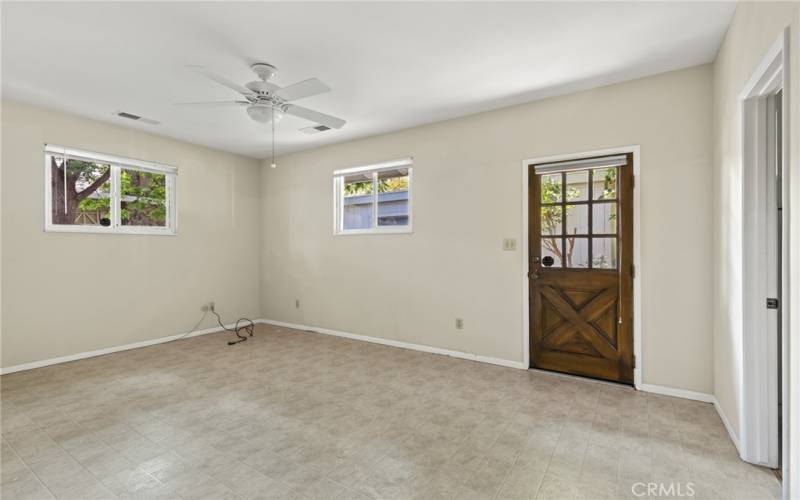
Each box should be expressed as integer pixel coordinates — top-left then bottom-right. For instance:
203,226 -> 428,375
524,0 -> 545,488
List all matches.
246,105 -> 283,124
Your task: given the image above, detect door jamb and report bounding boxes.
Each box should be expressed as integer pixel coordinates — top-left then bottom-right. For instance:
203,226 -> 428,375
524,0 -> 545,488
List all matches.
739,28 -> 790,473
521,145 -> 642,388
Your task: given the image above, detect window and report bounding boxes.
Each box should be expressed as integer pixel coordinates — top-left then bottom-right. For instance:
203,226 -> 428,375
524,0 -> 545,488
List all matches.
44,145 -> 177,234
538,157 -> 621,269
333,158 -> 412,234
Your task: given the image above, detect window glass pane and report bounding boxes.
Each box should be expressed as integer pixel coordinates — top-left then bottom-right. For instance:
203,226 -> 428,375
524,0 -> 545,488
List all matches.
565,204 -> 588,235
119,169 -> 167,227
566,170 -> 589,201
343,172 -> 374,230
592,238 -> 618,269
592,202 -> 617,235
541,206 -> 562,236
565,237 -> 589,268
593,167 -> 617,200
541,238 -> 562,268
50,156 -> 111,226
540,173 -> 562,203
377,168 -> 409,227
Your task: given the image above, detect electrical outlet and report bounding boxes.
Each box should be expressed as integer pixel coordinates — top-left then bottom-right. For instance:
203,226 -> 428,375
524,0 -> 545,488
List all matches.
503,238 -> 517,251
455,318 -> 464,329
295,299 -> 300,309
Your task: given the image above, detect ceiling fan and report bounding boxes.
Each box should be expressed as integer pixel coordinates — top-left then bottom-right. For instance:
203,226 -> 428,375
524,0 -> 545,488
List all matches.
176,63 -> 346,167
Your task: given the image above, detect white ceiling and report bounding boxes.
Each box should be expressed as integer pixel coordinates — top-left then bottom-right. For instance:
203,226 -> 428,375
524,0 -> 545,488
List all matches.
1,2 -> 735,159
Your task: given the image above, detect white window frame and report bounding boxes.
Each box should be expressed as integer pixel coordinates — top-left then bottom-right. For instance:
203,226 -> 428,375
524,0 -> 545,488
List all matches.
333,157 -> 413,235
44,144 -> 177,235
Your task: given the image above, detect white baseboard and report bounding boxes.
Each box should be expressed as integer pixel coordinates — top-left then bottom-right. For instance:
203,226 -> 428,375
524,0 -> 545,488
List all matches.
637,383 -> 715,403
713,397 -> 741,453
258,318 -> 527,370
0,323 -> 239,375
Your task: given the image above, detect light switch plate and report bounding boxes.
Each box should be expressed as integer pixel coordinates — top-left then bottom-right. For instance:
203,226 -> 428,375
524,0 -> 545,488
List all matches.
503,238 -> 517,251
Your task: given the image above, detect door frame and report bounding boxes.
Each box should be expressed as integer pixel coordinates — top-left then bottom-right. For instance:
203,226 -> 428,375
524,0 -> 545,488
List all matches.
521,145 -> 642,388
739,28 -> 790,474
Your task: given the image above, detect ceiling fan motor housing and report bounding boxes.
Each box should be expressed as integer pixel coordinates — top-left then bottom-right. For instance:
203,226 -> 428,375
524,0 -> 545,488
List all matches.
252,63 -> 277,82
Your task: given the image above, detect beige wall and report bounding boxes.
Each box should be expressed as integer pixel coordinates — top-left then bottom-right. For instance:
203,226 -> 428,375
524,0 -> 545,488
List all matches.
260,65 -> 715,394
712,2 -> 800,442
1,101 -> 262,368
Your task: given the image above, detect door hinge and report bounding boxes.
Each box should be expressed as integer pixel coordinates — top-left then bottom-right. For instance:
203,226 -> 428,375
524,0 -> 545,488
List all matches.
631,264 -> 636,279
632,355 -> 636,369
632,175 -> 636,189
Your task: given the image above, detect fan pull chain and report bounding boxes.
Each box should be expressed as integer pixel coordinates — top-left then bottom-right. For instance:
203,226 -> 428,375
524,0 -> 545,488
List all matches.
270,107 -> 277,168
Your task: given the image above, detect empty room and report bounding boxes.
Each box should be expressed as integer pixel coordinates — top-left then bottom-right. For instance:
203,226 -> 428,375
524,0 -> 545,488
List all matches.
1,1 -> 799,499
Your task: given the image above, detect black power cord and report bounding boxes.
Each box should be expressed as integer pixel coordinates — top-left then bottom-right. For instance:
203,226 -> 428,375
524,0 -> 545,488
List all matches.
210,305 -> 255,345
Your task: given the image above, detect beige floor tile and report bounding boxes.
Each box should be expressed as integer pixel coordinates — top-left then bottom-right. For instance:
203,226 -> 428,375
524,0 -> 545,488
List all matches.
161,469 -> 232,499
496,461 -> 545,500
99,467 -> 160,496
535,472 -> 577,500
79,448 -> 134,479
295,477 -> 354,500
56,481 -> 117,500
462,457 -> 513,497
0,475 -> 55,500
29,457 -> 97,497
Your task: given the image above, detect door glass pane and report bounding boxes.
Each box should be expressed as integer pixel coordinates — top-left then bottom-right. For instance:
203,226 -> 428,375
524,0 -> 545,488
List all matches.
592,202 -> 617,235
541,238 -> 562,268
566,170 -> 589,201
592,238 -> 618,269
343,173 -> 374,230
541,173 -> 562,203
541,206 -> 563,235
565,237 -> 589,268
593,167 -> 617,200
50,156 -> 112,226
120,169 -> 167,227
565,204 -> 588,235
377,168 -> 409,227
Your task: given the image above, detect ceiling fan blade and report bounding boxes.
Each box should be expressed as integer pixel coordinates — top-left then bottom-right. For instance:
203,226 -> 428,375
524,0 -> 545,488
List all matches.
187,65 -> 254,96
284,104 -> 345,129
274,78 -> 330,101
174,100 -> 249,107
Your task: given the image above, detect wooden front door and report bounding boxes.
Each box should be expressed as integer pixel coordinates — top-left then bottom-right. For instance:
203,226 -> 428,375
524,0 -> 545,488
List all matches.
528,154 -> 634,384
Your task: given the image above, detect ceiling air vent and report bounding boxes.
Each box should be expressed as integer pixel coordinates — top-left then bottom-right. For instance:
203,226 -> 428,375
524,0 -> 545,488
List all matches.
114,111 -> 160,125
300,124 -> 332,135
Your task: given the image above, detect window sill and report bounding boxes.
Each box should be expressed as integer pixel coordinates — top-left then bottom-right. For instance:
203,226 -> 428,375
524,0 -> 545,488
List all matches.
44,225 -> 177,236
334,226 -> 413,236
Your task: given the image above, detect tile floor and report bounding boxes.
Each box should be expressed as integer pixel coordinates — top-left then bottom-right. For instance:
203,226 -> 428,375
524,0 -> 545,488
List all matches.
1,324 -> 781,499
